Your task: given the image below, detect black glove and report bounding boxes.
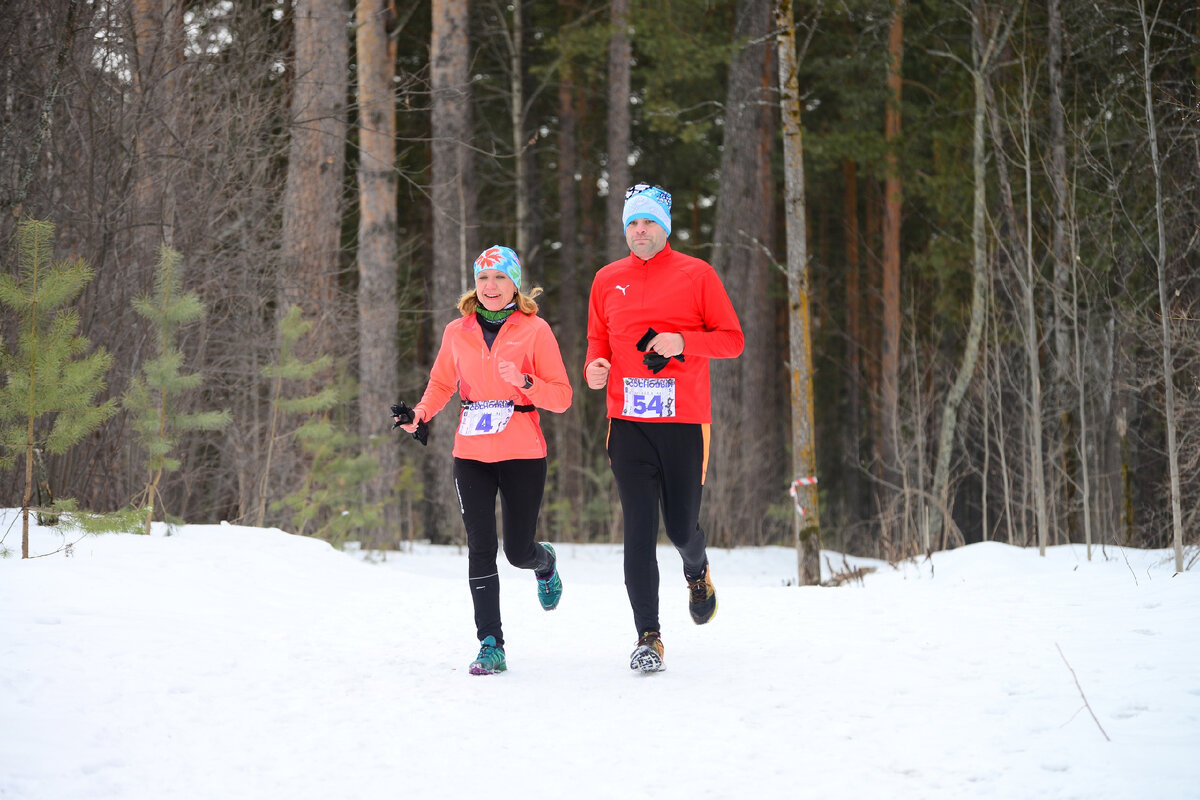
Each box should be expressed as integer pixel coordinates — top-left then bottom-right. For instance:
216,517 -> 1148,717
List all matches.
390,402 -> 429,446
642,351 -> 671,374
636,327 -> 684,374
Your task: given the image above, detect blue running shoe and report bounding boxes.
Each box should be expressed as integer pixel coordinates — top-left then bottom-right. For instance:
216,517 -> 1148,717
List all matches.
536,543 -> 563,611
469,636 -> 507,675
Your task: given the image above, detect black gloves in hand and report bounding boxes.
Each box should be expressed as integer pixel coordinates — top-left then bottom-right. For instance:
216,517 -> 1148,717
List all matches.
390,402 -> 428,446
642,351 -> 671,374
636,327 -> 684,374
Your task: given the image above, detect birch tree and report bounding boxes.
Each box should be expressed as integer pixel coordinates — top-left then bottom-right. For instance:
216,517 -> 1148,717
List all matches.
1137,0 -> 1184,572
929,2 -> 1009,549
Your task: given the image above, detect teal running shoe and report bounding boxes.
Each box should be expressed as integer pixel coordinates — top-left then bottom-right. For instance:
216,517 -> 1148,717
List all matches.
469,636 -> 506,675
536,543 -> 563,611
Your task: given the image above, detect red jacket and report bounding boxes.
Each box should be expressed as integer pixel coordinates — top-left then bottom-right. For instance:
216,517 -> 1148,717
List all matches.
416,311 -> 572,462
585,242 -> 743,424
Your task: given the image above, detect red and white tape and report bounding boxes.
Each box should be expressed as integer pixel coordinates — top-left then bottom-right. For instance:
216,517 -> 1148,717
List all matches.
788,476 -> 818,515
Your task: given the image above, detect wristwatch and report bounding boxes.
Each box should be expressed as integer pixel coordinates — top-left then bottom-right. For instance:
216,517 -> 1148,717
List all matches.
522,374 -> 534,389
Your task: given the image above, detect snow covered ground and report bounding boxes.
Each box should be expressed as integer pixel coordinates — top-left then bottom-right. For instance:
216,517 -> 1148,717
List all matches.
3,509 -> 1198,799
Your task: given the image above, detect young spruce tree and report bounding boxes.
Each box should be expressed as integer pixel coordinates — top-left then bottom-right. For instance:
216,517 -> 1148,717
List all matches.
0,219 -> 124,558
123,246 -> 231,535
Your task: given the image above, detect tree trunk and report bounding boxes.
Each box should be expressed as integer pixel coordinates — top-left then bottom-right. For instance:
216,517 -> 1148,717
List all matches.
356,0 -> 400,546
277,0 -> 348,529
131,0 -> 184,254
508,0 -> 531,261
605,0 -> 631,264
842,157 -> 863,529
1019,64 -> 1050,556
930,2 -> 1003,549
555,48 -> 585,535
708,0 -> 776,546
281,0 -> 348,357
429,0 -> 476,543
776,0 -> 820,584
1047,0 -> 1075,543
981,46 -> 1037,552
1138,0 -> 1184,572
880,0 -> 904,513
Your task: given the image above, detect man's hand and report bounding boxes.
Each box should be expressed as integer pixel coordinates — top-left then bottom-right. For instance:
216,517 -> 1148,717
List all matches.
646,332 -> 684,359
585,357 -> 611,389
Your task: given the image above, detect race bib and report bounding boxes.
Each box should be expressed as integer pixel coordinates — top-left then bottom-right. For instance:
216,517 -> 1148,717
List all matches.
459,401 -> 515,436
622,378 -> 676,418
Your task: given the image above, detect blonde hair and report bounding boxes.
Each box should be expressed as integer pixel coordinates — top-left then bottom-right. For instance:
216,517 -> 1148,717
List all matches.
457,285 -> 544,317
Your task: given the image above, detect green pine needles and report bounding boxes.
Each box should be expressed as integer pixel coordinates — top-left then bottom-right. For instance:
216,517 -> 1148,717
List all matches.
123,246 -> 230,536
262,306 -> 382,546
0,219 -> 121,557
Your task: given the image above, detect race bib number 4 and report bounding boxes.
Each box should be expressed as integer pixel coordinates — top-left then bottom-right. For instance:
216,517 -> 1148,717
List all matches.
622,378 -> 676,418
459,401 -> 515,436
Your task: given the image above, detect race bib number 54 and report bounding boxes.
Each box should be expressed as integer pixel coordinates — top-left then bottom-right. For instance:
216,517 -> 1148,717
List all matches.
459,401 -> 515,436
622,378 -> 676,418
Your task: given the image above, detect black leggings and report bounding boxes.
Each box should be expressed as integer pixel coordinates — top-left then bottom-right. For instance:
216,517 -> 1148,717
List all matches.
607,418 -> 709,635
454,457 -> 552,647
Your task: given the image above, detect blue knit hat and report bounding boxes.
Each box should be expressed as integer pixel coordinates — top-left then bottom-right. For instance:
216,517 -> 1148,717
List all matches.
473,245 -> 522,291
622,184 -> 672,236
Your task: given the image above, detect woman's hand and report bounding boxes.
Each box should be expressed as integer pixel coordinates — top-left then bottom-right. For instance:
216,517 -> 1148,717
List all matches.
399,407 -> 426,434
497,359 -> 527,388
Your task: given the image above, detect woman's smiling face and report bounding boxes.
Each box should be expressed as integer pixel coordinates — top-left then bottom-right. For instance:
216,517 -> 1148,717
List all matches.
475,269 -> 515,311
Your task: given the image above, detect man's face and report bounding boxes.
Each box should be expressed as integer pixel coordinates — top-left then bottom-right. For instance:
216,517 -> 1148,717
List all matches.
625,217 -> 668,260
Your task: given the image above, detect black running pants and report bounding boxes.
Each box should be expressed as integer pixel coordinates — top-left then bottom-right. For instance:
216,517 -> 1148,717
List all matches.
607,419 -> 709,636
454,457 -> 552,647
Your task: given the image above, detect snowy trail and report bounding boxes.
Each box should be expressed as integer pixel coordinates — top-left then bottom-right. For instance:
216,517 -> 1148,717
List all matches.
3,514 -> 1198,799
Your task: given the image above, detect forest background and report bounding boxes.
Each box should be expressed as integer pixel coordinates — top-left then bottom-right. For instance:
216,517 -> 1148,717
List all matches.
1,0 -> 1197,567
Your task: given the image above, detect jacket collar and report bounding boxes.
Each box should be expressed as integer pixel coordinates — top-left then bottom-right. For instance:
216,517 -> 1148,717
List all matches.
631,240 -> 673,268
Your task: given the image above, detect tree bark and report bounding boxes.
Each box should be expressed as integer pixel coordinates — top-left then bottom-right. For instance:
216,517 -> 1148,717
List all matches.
880,0 -> 904,510
776,0 -> 820,584
507,0 -> 531,261
930,1 -> 1004,549
605,0 -> 631,264
281,0 -> 348,357
356,0 -> 400,545
555,46 -> 585,535
275,0 -> 348,530
1047,0 -> 1075,543
842,157 -> 863,528
429,0 -> 477,542
1137,0 -> 1184,572
708,0 -> 776,546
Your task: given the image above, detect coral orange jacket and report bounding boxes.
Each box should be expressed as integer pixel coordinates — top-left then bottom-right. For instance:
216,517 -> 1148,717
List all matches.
415,311 -> 572,462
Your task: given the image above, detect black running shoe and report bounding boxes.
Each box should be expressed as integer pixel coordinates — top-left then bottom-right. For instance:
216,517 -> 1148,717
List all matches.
687,563 -> 717,624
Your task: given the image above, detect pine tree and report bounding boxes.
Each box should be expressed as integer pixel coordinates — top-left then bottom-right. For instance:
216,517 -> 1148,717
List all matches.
263,306 -> 382,545
0,219 -> 120,557
124,246 -> 231,535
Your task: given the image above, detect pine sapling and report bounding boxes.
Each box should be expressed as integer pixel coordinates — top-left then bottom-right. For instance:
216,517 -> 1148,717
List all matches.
262,305 -> 382,545
0,219 -> 120,557
123,246 -> 230,535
